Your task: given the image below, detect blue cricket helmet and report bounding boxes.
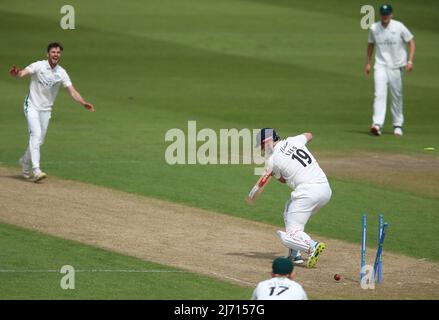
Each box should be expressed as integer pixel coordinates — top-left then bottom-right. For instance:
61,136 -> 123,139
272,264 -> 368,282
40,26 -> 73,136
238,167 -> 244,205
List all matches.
256,128 -> 281,147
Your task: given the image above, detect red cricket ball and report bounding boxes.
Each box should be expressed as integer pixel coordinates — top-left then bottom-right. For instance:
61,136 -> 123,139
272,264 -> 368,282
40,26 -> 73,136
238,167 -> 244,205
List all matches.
334,274 -> 342,281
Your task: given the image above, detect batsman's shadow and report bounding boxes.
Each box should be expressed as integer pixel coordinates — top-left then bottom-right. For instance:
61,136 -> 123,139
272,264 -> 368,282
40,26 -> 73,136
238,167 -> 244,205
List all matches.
226,251 -> 309,269
1,174 -> 28,182
226,251 -> 281,260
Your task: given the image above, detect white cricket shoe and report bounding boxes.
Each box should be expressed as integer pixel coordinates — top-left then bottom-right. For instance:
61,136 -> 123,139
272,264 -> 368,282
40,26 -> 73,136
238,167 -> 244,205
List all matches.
292,255 -> 304,265
287,249 -> 304,265
18,157 -> 31,179
32,170 -> 47,183
370,124 -> 382,136
394,126 -> 403,136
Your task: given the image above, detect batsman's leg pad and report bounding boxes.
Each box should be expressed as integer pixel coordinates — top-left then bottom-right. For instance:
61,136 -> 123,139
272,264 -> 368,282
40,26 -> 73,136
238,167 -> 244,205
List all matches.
277,230 -> 310,253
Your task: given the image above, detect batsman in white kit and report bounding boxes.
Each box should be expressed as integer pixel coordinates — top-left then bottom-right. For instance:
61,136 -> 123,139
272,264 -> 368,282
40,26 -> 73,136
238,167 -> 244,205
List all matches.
252,257 -> 307,300
365,4 -> 415,136
246,128 -> 331,268
9,42 -> 95,182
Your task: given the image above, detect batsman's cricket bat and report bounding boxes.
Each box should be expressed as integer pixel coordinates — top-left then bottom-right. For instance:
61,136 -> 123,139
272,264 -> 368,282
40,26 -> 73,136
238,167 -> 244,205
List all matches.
245,171 -> 273,205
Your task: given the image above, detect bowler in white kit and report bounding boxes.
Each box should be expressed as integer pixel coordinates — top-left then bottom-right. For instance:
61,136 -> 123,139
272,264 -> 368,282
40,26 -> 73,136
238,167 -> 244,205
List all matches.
365,4 -> 415,136
9,42 -> 95,182
256,128 -> 331,269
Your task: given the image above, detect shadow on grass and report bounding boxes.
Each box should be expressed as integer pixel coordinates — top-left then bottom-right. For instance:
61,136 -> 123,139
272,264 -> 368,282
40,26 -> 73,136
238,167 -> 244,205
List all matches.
226,251 -> 280,260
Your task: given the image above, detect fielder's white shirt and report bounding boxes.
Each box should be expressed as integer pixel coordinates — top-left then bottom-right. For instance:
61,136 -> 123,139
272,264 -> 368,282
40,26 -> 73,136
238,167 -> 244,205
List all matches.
267,135 -> 328,190
368,20 -> 414,69
25,60 -> 72,111
252,277 -> 308,300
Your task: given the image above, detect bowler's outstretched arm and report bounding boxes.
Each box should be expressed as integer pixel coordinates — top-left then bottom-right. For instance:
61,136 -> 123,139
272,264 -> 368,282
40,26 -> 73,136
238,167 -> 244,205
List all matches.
9,65 -> 31,78
66,85 -> 95,112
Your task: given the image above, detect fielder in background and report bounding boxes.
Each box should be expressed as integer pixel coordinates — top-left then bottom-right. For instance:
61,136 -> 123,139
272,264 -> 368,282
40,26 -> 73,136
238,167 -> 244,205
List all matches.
252,257 -> 308,300
365,4 -> 415,137
248,128 -> 332,268
9,42 -> 95,182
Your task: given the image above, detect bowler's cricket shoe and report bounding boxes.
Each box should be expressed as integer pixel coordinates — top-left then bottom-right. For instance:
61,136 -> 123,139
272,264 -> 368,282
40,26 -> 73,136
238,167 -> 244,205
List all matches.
307,242 -> 326,269
370,124 -> 382,136
394,126 -> 403,136
32,171 -> 47,183
18,157 -> 31,179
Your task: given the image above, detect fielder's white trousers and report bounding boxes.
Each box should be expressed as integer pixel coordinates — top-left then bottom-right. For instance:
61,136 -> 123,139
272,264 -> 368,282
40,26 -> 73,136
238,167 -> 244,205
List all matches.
278,182 -> 332,253
372,64 -> 404,127
22,104 -> 52,172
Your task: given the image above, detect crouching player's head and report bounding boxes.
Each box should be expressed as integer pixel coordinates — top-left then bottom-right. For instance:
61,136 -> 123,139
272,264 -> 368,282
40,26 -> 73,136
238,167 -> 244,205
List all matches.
272,257 -> 295,280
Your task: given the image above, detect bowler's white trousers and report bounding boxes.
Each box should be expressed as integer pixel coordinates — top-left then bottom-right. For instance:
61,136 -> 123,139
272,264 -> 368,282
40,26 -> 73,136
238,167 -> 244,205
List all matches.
21,101 -> 52,172
278,182 -> 332,253
372,63 -> 405,127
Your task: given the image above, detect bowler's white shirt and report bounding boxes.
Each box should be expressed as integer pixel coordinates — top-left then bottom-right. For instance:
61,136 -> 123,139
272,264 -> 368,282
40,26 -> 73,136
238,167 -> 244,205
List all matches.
267,135 -> 328,190
368,20 -> 414,69
252,277 -> 308,300
25,60 -> 72,111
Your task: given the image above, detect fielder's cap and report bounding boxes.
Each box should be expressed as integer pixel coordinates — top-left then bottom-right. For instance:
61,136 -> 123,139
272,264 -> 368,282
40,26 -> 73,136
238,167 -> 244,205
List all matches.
272,257 -> 293,275
380,4 -> 393,15
256,128 -> 280,148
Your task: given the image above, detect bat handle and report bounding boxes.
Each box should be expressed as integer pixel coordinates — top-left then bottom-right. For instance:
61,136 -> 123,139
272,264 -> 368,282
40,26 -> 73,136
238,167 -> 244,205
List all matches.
248,186 -> 259,199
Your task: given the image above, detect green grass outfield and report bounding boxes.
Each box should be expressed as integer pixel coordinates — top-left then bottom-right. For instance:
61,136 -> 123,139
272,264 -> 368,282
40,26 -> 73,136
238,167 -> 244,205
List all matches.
0,222 -> 252,299
1,0 -> 438,269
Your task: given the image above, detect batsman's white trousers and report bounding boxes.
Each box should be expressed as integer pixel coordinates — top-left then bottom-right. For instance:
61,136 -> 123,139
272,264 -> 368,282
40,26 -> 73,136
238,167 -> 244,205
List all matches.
372,63 -> 405,127
22,103 -> 52,172
278,182 -> 332,253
